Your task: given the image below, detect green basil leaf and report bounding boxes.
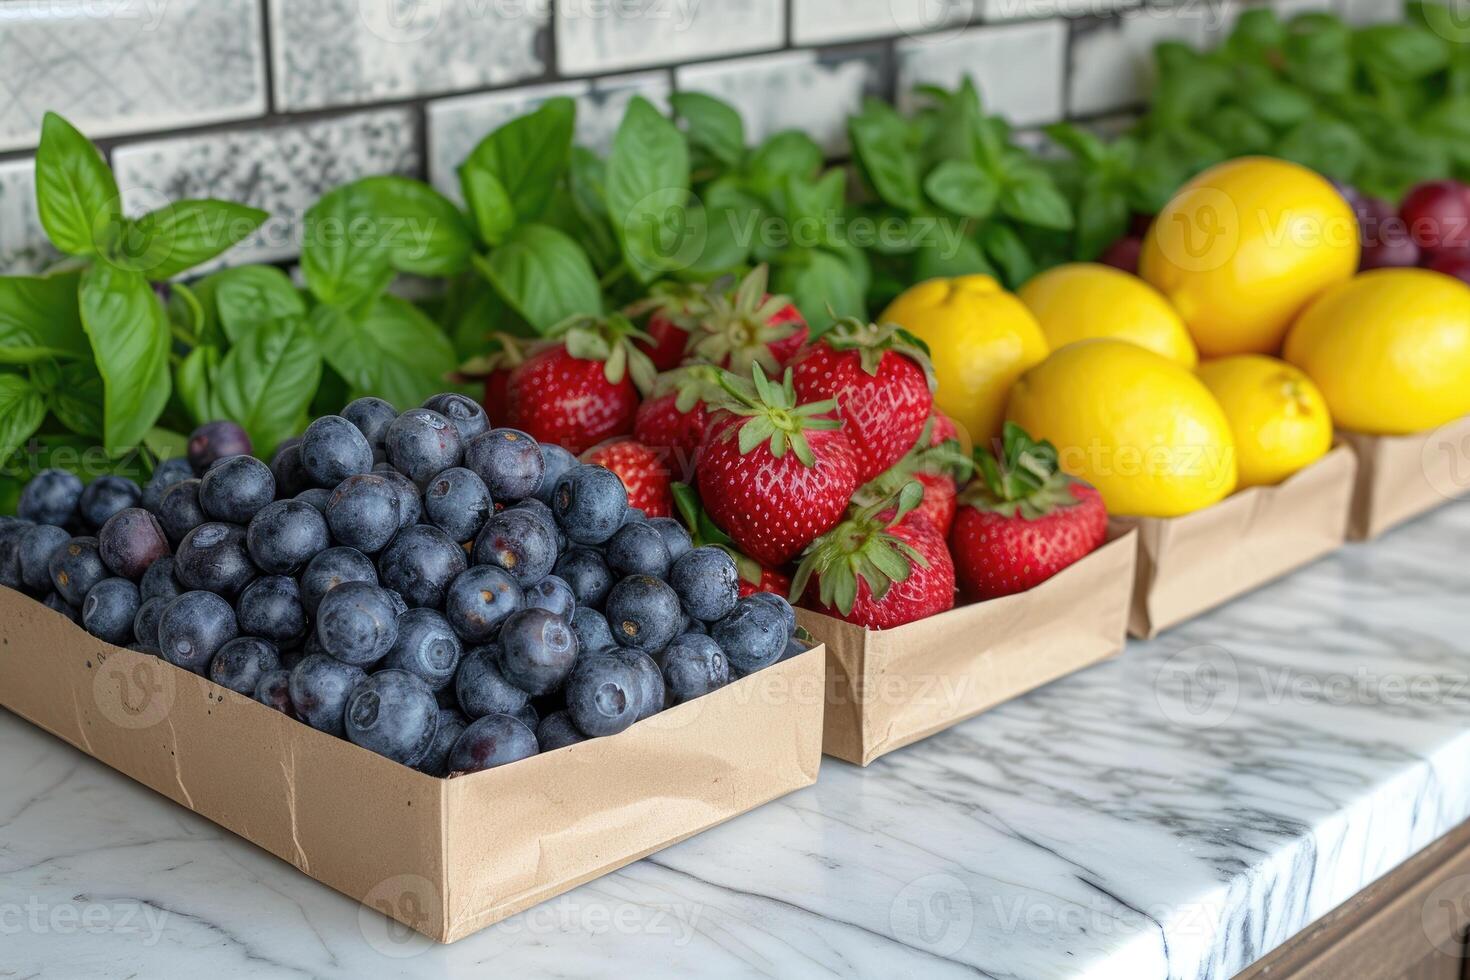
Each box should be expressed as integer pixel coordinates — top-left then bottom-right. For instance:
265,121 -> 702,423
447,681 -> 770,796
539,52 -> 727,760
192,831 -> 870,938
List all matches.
981,224 -> 1035,289
47,361 -> 106,438
477,224 -> 602,333
211,266 -> 308,345
848,99 -> 923,212
744,131 -> 824,196
355,176 -> 474,278
1238,79 -> 1316,129
34,112 -> 120,257
774,249 -> 865,333
464,97 -> 576,224
115,199 -> 268,280
677,204 -> 751,280
671,91 -> 746,169
0,273 -> 89,363
176,345 -> 221,425
1000,173 -> 1074,230
78,263 -> 171,455
0,375 -> 46,462
213,316 -> 322,457
1076,185 -> 1130,262
314,298 -> 457,409
301,182 -> 395,308
460,163 -> 516,247
913,236 -> 996,282
1225,8 -> 1284,61
567,148 -> 620,272
606,96 -> 691,283
1354,23 -> 1449,81
1275,116 -> 1368,183
923,160 -> 999,219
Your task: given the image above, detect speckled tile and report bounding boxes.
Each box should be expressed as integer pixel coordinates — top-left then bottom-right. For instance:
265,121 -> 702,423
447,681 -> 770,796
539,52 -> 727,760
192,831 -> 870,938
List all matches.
1067,7 -> 1227,118
110,109 -> 420,271
0,157 -> 57,275
676,49 -> 883,156
983,0 -> 1142,21
556,0 -> 785,75
896,19 -> 1067,126
268,0 -> 549,112
791,0 -> 980,44
0,0 -> 266,153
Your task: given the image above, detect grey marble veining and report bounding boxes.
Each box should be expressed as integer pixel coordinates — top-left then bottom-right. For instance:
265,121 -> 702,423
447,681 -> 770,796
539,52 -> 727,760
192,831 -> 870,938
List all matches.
2,498 -> 1469,978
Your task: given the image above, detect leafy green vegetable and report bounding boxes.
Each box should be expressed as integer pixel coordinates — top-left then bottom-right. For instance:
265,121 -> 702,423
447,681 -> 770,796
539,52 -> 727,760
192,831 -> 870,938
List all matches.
314,298 -> 457,409
0,375 -> 46,462
212,316 -> 322,456
78,263 -> 171,455
605,96 -> 692,283
476,223 -> 603,332
34,112 -> 119,257
0,274 -> 89,364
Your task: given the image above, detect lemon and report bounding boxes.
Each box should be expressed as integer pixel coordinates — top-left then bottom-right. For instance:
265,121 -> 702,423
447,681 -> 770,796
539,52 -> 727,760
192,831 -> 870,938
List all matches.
1006,339 -> 1237,518
1018,263 -> 1198,367
880,275 -> 1048,442
1284,268 -> 1470,434
1140,157 -> 1359,357
1196,355 -> 1332,488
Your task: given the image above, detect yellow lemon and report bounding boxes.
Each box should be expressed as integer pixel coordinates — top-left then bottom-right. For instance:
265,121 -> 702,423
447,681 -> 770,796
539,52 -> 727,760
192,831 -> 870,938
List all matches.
1018,262 -> 1198,367
1196,355 -> 1332,488
880,275 -> 1048,442
1140,156 -> 1359,357
1006,339 -> 1237,518
1284,268 -> 1470,434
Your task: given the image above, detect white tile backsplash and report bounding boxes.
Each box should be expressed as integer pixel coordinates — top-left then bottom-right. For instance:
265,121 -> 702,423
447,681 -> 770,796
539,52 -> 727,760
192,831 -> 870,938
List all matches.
792,0 -> 980,45
1067,6 -> 1221,118
556,0 -> 786,75
0,158 -> 56,275
897,20 -> 1068,127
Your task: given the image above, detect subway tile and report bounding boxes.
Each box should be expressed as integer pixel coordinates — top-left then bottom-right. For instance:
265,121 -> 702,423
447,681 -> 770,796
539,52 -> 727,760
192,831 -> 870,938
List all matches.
984,0 -> 1141,21
1067,7 -> 1225,118
677,49 -> 882,156
268,0 -> 548,112
0,158 -> 57,275
556,0 -> 785,75
792,0 -> 980,45
1340,0 -> 1401,23
0,0 -> 266,153
111,109 -> 419,271
896,19 -> 1068,127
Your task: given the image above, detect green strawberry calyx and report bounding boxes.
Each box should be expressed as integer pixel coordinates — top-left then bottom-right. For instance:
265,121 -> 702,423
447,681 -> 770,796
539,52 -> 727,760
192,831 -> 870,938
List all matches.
624,280 -> 712,332
452,331 -> 534,382
550,312 -> 658,394
647,363 -> 724,414
670,481 -> 765,586
822,317 -> 937,393
851,416 -> 973,511
712,363 -> 842,469
962,422 -> 1083,520
688,264 -> 802,374
789,481 -> 930,616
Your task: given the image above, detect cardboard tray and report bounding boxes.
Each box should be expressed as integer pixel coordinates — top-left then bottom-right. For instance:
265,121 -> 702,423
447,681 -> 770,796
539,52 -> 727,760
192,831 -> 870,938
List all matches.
1111,444 -> 1357,639
798,529 -> 1137,767
1338,415 -> 1470,541
0,587 -> 825,944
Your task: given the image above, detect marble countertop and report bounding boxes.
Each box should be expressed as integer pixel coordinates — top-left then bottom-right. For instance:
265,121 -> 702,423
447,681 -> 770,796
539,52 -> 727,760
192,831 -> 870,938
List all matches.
3,498 -> 1469,979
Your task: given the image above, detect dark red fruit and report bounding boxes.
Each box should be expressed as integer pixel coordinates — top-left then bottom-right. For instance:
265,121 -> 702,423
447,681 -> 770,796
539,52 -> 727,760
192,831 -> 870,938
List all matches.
1099,236 -> 1143,274
1428,249 -> 1470,285
1399,180 -> 1470,254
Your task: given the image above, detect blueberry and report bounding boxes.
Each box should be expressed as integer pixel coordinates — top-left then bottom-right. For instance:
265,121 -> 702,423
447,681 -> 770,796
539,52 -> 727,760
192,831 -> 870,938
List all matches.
237,575 -> 308,644
209,636 -> 281,696
301,415 -> 373,487
746,590 -> 797,640
472,509 -> 557,587
669,546 -> 739,622
81,577 -> 140,645
78,476 -> 142,531
447,714 -> 538,773
510,497 -> 563,546
139,556 -> 183,602
315,581 -> 399,668
384,608 -> 463,691
42,591 -> 80,624
254,669 -> 296,717
158,591 -> 239,673
385,409 -> 463,486
198,455 -> 275,524
300,546 -> 378,616
605,575 -> 682,653
372,463 -> 422,529
341,396 -> 398,451
133,595 -> 170,649
605,522 -> 672,580
156,479 -> 207,546
18,523 -> 71,592
533,443 -> 578,504
17,469 -> 82,526
422,393 -> 489,444
552,464 -> 627,545
565,655 -> 642,737
98,507 -> 171,580
324,474 -> 400,554
377,524 -> 467,608
497,608 -> 579,696
416,707 -> 468,777
288,654 -> 366,736
657,634 -> 731,704
422,467 -> 491,543
345,669 -> 440,766
145,457 -> 195,510
647,517 -> 692,562
245,499 -> 329,575
570,606 -> 615,652
444,566 -> 524,644
536,711 -> 587,751
385,588 -> 409,617
553,548 -> 613,609
622,508 -> 647,526
524,575 -> 575,620
0,519 -> 31,589
175,522 -> 256,598
455,645 -> 530,718
780,636 -> 810,662
465,428 -> 544,502
188,421 -> 252,474
269,438 -> 313,499
711,595 -> 790,674
48,537 -> 107,606
607,647 -> 666,720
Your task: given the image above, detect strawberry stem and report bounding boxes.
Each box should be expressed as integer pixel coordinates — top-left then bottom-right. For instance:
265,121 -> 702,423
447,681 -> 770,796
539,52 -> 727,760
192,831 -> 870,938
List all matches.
790,481 -> 929,615
963,422 -> 1084,520
714,364 -> 841,468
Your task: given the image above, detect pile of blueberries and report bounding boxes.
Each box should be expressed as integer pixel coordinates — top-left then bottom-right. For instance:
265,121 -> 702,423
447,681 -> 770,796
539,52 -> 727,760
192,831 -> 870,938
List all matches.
0,394 -> 805,776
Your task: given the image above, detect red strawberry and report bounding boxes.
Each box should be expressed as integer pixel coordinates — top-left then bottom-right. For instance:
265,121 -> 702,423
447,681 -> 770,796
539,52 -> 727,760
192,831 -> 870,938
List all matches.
950,423 -> 1108,602
632,366 -> 720,481
792,483 -> 955,629
626,282 -> 706,371
451,333 -> 534,424
928,409 -> 960,448
696,366 -> 860,569
911,470 -> 957,537
583,439 -> 673,517
686,265 -> 809,374
788,318 -> 935,484
503,314 -> 657,455
740,565 -> 792,598
849,416 -> 972,538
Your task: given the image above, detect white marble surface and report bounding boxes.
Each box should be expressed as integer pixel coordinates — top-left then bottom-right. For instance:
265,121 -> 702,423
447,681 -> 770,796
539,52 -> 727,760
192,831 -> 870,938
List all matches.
2,498 -> 1469,979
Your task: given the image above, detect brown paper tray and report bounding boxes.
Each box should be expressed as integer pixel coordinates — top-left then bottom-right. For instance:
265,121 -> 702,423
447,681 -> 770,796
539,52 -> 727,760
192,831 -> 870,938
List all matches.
798,529 -> 1137,767
0,587 -> 825,943
1338,415 -> 1470,541
1111,444 -> 1356,639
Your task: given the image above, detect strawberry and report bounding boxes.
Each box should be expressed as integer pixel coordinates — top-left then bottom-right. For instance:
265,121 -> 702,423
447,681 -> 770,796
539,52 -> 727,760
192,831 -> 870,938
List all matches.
788,318 -> 935,484
503,314 -> 657,455
740,565 -> 792,598
583,439 -> 673,517
950,423 -> 1108,602
792,483 -> 955,629
670,483 -> 792,595
911,471 -> 957,537
632,365 -> 721,481
452,333 -> 534,423
626,282 -> 706,371
696,366 -> 860,569
850,415 -> 972,538
686,265 -> 809,375
928,409 -> 961,449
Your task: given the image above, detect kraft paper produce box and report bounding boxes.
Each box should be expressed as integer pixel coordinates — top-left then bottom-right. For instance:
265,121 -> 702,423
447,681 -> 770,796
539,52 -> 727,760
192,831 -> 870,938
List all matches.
0,587 -> 825,944
1338,415 -> 1470,541
1111,444 -> 1356,640
799,529 -> 1136,767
